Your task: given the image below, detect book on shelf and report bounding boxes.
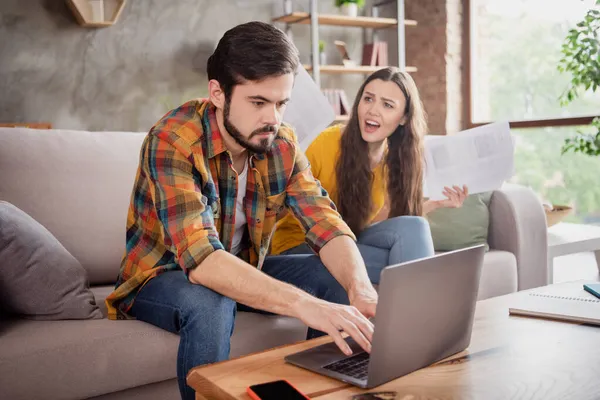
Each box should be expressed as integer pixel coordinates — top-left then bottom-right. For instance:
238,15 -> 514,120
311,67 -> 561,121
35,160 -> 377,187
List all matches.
321,89 -> 350,116
361,41 -> 389,67
339,91 -> 350,115
362,43 -> 376,66
379,41 -> 388,67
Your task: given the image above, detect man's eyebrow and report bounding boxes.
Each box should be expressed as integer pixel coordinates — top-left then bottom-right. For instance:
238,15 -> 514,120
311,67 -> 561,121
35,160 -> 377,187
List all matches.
247,95 -> 290,103
364,91 -> 398,104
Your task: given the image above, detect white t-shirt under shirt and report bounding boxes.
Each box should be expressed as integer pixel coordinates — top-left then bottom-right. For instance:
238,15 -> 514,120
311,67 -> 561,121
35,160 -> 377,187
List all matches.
230,160 -> 248,256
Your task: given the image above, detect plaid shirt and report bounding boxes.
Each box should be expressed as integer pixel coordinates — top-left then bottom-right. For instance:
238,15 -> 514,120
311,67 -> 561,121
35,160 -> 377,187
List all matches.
106,99 -> 354,319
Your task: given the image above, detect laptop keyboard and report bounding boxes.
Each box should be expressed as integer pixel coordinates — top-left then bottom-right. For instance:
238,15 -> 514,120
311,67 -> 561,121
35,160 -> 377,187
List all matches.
323,352 -> 370,380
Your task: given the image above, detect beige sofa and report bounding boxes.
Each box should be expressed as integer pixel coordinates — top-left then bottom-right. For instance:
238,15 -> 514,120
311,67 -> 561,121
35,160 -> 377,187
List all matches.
0,127 -> 548,400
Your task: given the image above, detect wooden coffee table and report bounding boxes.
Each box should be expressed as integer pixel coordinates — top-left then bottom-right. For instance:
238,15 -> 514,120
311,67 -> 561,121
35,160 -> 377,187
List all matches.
188,281 -> 600,399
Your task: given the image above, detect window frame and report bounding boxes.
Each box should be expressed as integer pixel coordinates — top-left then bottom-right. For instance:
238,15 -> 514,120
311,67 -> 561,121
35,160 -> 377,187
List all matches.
463,0 -> 599,129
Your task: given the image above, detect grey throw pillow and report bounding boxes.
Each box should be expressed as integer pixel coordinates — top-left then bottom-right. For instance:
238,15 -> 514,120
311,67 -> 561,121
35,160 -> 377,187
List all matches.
0,201 -> 102,320
426,192 -> 493,252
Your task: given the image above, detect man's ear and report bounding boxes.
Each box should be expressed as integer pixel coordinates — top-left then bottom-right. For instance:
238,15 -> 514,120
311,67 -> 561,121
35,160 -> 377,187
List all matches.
208,79 -> 225,109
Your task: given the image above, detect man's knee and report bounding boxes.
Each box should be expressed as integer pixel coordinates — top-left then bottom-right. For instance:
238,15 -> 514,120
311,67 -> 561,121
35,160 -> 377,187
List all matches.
179,287 -> 236,336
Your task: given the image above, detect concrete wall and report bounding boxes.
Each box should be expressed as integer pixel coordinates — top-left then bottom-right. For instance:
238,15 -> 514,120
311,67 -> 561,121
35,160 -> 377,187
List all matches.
0,0 -> 277,131
0,0 -> 460,133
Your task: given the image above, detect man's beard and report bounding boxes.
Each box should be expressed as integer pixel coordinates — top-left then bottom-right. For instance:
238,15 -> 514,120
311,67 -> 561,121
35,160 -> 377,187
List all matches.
223,99 -> 278,154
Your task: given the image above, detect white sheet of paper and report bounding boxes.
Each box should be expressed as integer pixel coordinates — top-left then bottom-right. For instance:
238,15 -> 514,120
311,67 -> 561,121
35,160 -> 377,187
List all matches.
283,65 -> 336,151
423,121 -> 514,200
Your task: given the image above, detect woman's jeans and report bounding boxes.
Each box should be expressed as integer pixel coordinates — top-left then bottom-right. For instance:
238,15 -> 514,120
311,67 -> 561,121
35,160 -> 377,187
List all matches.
283,216 -> 435,284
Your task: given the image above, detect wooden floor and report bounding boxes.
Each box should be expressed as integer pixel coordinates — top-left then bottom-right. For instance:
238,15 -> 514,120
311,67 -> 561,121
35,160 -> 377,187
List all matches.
554,251 -> 599,283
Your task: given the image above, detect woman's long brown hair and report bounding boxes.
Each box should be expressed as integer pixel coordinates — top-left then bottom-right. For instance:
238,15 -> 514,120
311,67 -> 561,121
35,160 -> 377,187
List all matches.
335,67 -> 427,234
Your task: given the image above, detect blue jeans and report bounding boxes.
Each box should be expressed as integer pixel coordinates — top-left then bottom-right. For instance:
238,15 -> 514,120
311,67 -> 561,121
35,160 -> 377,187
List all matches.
284,216 -> 435,284
129,254 -> 349,400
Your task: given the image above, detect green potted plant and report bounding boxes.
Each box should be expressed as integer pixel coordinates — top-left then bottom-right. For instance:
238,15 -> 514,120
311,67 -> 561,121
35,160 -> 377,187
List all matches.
335,0 -> 365,18
319,40 -> 327,65
558,0 -> 600,157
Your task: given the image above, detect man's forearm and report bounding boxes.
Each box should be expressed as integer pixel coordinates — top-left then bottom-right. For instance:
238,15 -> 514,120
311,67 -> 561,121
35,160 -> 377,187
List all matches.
319,235 -> 373,293
188,250 -> 313,317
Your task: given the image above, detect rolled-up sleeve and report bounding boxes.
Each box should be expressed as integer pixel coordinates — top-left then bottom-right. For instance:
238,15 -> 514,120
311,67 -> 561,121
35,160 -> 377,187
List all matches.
143,134 -> 224,273
284,146 -> 356,253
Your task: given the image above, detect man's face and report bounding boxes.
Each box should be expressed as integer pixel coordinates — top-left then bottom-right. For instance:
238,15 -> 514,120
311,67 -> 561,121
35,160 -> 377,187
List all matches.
222,73 -> 294,153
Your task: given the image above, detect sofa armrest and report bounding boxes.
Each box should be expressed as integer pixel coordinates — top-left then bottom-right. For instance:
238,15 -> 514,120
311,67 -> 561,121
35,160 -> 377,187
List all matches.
488,183 -> 548,290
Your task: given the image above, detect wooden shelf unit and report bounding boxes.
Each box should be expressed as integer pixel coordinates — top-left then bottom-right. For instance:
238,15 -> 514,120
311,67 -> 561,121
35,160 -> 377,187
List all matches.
274,1 -> 416,130
304,64 -> 417,74
66,0 -> 127,28
272,12 -> 417,29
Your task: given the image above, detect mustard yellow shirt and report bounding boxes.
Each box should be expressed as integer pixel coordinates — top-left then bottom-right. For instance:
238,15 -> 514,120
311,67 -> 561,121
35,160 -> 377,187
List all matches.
271,125 -> 387,255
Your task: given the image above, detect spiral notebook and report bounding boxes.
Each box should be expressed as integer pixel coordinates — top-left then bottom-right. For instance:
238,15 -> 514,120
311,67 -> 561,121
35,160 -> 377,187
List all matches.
509,282 -> 600,326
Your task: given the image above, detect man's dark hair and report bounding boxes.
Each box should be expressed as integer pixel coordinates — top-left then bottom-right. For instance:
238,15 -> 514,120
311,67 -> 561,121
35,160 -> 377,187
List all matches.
207,21 -> 300,99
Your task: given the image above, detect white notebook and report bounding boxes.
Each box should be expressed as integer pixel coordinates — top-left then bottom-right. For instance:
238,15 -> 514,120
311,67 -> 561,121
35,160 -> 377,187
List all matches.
509,282 -> 600,326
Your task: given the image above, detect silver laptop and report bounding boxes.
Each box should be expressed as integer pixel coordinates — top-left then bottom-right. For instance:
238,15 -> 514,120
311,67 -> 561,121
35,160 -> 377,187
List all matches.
285,245 -> 485,389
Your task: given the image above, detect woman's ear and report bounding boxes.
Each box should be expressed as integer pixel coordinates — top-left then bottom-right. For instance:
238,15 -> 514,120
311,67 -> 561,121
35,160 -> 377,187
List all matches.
399,114 -> 408,126
208,79 -> 225,109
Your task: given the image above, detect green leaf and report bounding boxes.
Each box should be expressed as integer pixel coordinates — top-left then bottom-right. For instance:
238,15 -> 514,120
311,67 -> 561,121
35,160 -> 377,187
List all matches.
558,3 -> 600,111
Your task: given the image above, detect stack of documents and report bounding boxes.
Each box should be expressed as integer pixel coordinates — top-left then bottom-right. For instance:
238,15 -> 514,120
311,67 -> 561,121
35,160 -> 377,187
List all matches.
423,122 -> 515,200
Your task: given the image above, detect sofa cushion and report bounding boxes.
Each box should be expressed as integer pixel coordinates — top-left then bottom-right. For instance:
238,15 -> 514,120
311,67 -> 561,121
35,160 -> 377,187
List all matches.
88,287 -> 307,358
230,310 -> 308,359
0,313 -> 180,400
0,127 -> 147,285
87,379 -> 179,400
0,286 -> 308,400
87,285 -> 307,358
478,250 -> 518,300
427,192 -> 494,252
0,201 -> 102,320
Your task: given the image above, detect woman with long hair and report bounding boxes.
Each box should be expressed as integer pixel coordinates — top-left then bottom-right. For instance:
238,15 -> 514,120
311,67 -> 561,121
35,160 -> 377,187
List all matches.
271,67 -> 468,284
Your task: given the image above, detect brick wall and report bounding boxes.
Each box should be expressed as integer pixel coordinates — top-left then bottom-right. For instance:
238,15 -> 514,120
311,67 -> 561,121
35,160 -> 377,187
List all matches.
380,0 -> 465,135
446,0 -> 464,134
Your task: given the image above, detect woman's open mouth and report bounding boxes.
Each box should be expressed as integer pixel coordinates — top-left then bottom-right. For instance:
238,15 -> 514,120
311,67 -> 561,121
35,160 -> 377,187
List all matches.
364,119 -> 381,134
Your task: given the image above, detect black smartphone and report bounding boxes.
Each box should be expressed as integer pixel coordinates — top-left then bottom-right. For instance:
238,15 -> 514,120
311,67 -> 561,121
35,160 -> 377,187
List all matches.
247,379 -> 310,400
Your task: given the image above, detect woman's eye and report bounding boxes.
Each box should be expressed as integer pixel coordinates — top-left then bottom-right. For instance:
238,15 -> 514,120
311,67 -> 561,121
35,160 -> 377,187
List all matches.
364,96 -> 372,102
384,103 -> 394,109
253,102 -> 264,107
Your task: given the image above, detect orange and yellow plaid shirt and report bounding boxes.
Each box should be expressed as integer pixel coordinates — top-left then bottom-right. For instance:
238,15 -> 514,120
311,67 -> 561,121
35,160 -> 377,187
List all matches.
105,99 -> 354,319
